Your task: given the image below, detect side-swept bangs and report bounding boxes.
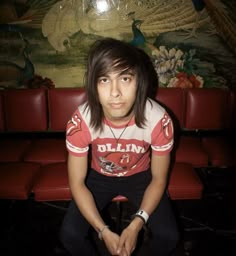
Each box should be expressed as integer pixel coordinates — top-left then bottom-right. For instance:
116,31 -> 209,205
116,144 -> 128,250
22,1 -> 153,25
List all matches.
84,38 -> 158,131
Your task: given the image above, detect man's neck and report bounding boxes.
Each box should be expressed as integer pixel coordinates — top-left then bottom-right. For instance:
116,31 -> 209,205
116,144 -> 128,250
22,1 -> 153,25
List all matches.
105,114 -> 134,126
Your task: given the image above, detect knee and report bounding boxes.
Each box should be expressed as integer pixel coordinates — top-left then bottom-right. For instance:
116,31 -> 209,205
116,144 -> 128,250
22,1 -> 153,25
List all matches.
59,219 -> 81,248
148,227 -> 180,256
170,229 -> 180,250
59,224 -> 85,256
151,225 -> 180,247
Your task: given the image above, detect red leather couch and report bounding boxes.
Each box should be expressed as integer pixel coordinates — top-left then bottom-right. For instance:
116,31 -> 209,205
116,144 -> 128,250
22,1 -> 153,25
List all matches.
0,88 -> 235,202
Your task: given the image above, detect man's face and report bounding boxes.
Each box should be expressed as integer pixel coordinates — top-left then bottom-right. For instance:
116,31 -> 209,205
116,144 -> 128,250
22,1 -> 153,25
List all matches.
97,70 -> 137,124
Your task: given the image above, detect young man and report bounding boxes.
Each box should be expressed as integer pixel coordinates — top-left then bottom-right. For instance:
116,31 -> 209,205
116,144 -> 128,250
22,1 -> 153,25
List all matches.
60,38 -> 179,256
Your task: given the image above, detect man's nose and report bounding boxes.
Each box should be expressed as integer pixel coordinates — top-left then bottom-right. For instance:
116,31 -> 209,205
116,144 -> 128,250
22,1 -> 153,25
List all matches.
110,81 -> 121,98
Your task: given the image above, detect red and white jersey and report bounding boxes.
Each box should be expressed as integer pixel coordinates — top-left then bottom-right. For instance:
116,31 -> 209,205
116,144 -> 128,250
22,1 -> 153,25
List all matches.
66,99 -> 174,177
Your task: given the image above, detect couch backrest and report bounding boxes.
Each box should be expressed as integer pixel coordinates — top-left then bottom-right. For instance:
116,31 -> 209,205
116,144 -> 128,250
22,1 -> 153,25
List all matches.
1,87 -> 234,134
4,88 -> 48,131
155,88 -> 185,129
229,89 -> 236,129
184,88 -> 229,130
0,91 -> 4,131
48,88 -> 87,131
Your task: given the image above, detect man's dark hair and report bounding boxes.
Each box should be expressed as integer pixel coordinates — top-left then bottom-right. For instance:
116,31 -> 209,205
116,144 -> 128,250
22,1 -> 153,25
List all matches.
84,38 -> 158,131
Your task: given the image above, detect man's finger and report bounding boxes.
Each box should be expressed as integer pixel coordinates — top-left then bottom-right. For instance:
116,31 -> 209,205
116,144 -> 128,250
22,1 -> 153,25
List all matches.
116,236 -> 126,255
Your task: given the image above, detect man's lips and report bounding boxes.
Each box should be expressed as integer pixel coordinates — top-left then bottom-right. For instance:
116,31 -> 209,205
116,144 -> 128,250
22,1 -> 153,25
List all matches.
110,103 -> 124,109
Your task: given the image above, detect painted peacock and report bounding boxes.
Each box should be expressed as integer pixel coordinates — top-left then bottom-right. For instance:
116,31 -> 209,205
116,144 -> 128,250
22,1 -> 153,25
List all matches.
40,0 -> 236,54
0,0 -> 235,55
0,34 -> 34,88
129,18 -> 158,56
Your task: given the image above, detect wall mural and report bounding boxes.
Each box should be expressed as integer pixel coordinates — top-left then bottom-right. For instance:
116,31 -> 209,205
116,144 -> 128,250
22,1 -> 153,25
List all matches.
0,0 -> 235,89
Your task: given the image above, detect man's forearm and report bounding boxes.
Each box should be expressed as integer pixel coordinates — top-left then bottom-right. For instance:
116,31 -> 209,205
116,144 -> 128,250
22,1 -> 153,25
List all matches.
70,182 -> 106,233
139,177 -> 167,215
130,154 -> 170,227
68,154 -> 106,233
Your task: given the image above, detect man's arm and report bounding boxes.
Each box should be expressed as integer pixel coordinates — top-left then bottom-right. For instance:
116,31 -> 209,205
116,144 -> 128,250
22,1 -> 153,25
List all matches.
117,153 -> 171,255
68,153 -> 121,254
138,153 -> 170,215
68,153 -> 105,231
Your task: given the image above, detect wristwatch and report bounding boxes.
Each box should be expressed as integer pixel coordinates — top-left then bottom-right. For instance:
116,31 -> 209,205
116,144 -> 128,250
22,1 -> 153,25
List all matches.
134,209 -> 149,224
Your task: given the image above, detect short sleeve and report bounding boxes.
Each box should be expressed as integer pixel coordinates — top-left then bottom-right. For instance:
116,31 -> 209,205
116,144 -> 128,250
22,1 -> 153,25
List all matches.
151,112 -> 174,155
66,109 -> 91,156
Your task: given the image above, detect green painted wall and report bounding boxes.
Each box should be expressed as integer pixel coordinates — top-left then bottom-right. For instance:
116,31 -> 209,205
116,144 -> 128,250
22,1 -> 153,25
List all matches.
0,0 -> 235,89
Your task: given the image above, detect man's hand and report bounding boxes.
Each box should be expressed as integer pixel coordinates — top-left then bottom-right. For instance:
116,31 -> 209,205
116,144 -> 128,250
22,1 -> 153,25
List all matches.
102,228 -> 122,255
116,218 -> 144,256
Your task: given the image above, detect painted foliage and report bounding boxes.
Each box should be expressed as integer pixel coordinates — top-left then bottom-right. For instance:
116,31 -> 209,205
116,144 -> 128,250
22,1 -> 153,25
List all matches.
0,0 -> 235,89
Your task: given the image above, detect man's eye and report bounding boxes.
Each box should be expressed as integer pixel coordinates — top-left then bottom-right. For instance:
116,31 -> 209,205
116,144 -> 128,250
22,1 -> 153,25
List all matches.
99,78 -> 109,83
121,76 -> 131,82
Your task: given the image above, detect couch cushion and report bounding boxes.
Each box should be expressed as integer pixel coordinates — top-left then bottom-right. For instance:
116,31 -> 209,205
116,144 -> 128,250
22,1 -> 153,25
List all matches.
168,163 -> 203,200
48,88 -> 86,131
0,162 -> 40,199
33,162 -> 203,201
23,139 -> 67,165
175,137 -> 209,167
202,137 -> 236,167
5,88 -> 48,131
32,163 -> 71,201
0,139 -> 31,162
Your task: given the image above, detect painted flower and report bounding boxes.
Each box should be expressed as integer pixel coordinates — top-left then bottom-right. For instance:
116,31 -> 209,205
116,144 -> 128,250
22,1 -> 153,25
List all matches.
152,46 -> 184,85
151,45 -> 208,88
167,72 -> 204,88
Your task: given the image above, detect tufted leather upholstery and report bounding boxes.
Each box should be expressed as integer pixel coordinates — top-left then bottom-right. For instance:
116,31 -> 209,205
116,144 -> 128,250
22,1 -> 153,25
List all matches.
5,89 -> 47,131
175,137 -> 209,167
168,163 -> 203,200
156,88 -> 185,129
0,91 -> 4,131
23,139 -> 67,165
1,87 -> 234,201
33,163 -> 71,201
0,139 -> 31,162
0,162 -> 40,199
48,88 -> 87,131
184,88 -> 229,130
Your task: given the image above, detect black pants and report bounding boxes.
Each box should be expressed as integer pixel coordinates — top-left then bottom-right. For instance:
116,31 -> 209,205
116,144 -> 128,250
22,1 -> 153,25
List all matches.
60,169 -> 179,256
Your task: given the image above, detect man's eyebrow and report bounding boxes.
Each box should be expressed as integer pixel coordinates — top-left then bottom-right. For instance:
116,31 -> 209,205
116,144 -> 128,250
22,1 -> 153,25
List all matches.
119,70 -> 135,76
